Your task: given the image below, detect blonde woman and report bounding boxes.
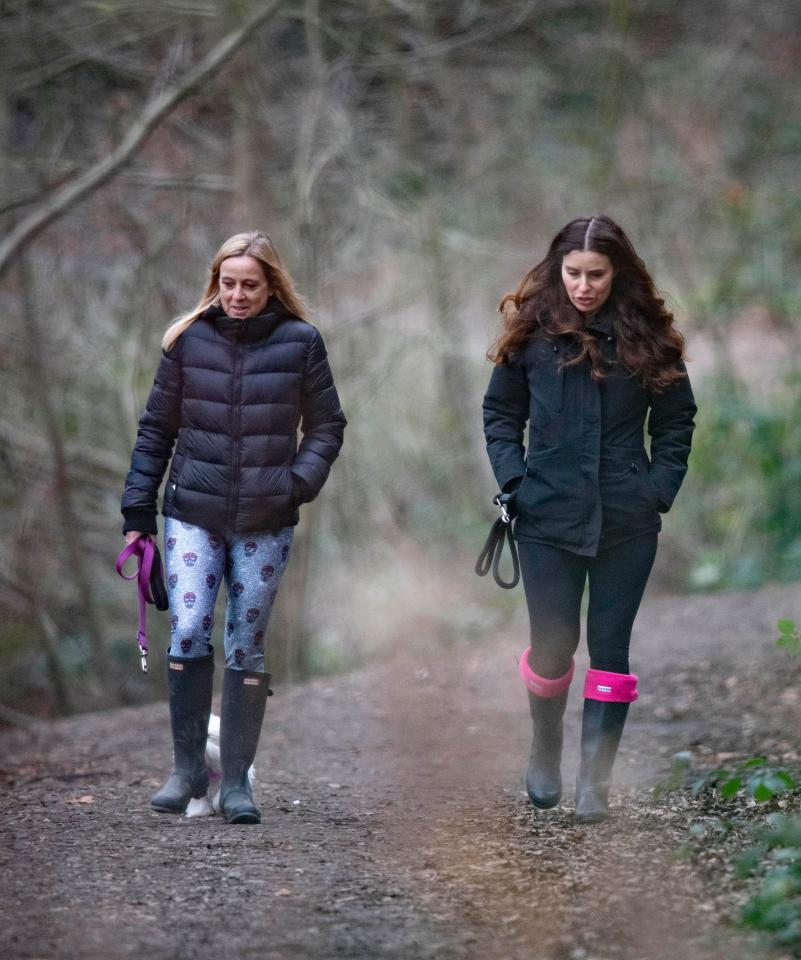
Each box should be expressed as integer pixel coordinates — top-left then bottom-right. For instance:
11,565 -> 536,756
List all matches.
122,231 -> 346,823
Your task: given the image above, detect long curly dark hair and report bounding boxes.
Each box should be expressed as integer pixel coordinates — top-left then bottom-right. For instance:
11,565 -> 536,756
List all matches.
490,216 -> 687,391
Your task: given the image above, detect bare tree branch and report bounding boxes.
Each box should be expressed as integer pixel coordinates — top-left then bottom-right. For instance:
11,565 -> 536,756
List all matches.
0,0 -> 283,280
0,419 -> 128,480
118,171 -> 234,192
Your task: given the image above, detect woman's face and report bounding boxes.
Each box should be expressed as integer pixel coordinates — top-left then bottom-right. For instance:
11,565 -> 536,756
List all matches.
561,250 -> 614,317
219,255 -> 271,318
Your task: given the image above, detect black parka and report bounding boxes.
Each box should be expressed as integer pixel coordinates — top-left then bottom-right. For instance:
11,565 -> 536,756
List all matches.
482,309 -> 696,556
121,298 -> 346,538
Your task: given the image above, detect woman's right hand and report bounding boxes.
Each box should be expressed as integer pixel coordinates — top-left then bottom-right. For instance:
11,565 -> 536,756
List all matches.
125,531 -> 151,545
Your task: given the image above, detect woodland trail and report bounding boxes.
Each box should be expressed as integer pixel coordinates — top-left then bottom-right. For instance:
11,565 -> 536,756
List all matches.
2,581 -> 801,960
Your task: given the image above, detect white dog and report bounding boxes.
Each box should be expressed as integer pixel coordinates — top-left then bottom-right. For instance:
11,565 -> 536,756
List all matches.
185,713 -> 256,817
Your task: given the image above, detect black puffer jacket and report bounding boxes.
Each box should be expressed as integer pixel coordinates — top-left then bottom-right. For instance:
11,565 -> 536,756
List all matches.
121,298 -> 346,538
483,308 -> 696,556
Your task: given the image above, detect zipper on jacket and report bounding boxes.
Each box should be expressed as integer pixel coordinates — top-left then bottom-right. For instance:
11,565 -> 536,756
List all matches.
226,339 -> 244,533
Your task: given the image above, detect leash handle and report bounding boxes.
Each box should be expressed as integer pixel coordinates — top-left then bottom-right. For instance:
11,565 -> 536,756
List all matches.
475,494 -> 520,589
115,536 -> 157,672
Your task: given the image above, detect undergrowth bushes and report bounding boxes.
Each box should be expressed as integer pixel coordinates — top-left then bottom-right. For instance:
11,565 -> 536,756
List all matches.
678,375 -> 801,590
656,621 -> 801,954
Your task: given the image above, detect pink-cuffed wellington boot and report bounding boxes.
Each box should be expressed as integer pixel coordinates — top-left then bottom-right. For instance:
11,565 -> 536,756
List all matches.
519,649 -> 575,808
574,669 -> 639,823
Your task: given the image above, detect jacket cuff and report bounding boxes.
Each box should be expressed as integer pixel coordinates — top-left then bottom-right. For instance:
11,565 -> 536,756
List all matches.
495,462 -> 526,493
290,467 -> 320,504
122,510 -> 158,536
646,468 -> 676,513
291,474 -> 313,507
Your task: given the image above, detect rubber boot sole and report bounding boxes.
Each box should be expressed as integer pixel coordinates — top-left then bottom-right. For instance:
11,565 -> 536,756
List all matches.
528,791 -> 561,810
225,810 -> 261,825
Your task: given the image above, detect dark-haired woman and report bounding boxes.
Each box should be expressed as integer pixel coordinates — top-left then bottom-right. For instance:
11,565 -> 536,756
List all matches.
122,231 -> 346,823
483,216 -> 695,822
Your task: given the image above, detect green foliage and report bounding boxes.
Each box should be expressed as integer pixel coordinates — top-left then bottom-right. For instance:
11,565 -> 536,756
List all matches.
680,375 -> 801,589
778,619 -> 801,655
738,814 -> 801,954
658,740 -> 801,953
656,752 -> 796,805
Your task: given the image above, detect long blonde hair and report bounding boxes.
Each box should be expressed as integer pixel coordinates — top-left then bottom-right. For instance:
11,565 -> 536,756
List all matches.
162,231 -> 308,351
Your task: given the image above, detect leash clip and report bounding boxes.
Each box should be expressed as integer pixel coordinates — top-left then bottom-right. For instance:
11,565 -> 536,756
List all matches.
493,492 -> 513,526
477,493 -> 520,589
138,631 -> 149,673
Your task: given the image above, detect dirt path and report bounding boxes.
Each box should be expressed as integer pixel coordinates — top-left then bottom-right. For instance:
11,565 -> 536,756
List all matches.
2,582 -> 801,960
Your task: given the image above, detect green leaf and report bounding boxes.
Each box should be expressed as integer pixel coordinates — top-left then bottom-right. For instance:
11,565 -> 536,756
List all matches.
753,782 -> 775,803
777,619 -> 797,634
720,776 -> 742,798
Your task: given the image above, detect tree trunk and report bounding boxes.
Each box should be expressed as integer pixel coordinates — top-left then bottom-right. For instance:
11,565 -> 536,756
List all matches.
269,0 -> 329,684
423,200 -> 484,500
18,254 -> 117,704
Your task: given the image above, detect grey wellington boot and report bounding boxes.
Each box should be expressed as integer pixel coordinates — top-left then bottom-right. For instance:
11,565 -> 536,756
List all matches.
574,699 -> 630,823
151,649 -> 214,813
526,688 -> 569,808
220,667 -> 272,824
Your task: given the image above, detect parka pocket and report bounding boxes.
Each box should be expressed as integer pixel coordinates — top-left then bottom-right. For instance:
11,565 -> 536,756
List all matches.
599,450 -> 660,520
168,432 -> 190,486
517,446 -> 580,526
168,455 -> 186,487
602,459 -> 639,482
162,477 -> 178,513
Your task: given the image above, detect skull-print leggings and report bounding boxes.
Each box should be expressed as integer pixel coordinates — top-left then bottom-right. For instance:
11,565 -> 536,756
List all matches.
163,518 -> 293,672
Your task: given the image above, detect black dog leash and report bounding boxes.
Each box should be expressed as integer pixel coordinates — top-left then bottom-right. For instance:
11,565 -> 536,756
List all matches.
475,493 -> 519,589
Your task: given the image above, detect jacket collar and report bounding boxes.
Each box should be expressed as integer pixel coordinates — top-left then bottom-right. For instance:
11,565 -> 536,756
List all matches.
584,304 -> 614,337
203,296 -> 296,342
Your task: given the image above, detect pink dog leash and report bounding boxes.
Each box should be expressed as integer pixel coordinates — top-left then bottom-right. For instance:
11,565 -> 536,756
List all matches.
115,536 -> 167,673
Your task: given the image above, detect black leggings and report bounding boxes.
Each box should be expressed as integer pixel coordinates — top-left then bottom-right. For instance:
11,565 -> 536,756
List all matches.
518,533 -> 658,679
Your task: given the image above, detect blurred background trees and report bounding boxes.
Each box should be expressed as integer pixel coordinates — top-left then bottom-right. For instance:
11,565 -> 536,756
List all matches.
2,0 -> 800,716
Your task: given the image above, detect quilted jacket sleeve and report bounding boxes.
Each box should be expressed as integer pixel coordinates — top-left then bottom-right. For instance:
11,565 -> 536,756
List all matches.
290,329 -> 346,502
120,344 -> 183,534
646,364 -> 697,512
482,357 -> 530,492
